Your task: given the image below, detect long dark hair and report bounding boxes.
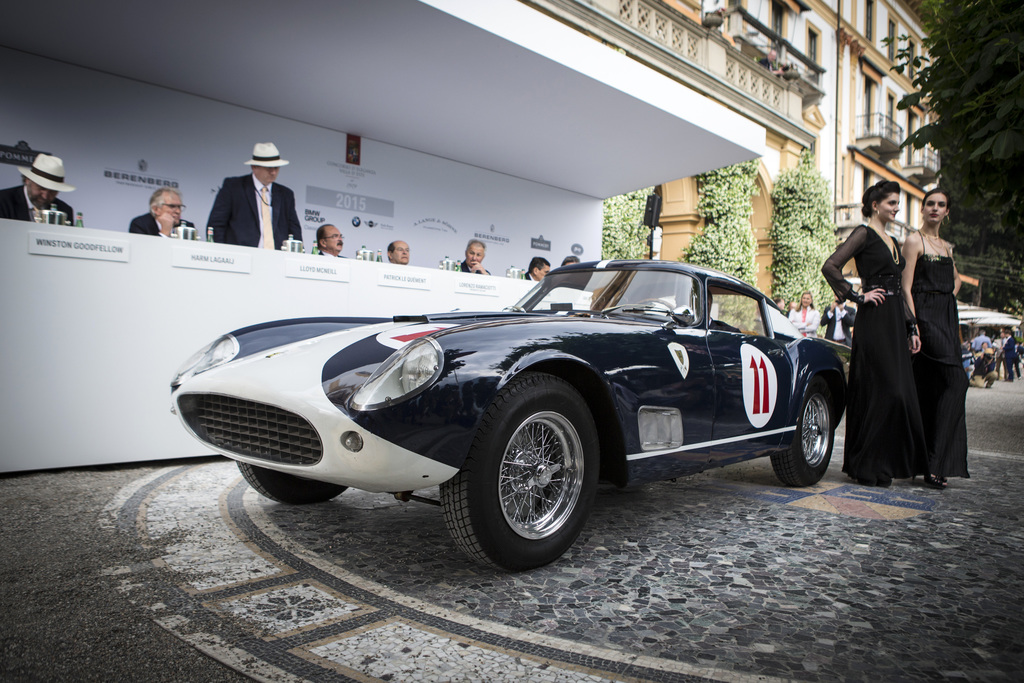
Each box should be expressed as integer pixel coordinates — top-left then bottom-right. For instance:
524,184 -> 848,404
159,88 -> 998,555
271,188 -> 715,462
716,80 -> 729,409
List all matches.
923,187 -> 952,212
861,180 -> 901,218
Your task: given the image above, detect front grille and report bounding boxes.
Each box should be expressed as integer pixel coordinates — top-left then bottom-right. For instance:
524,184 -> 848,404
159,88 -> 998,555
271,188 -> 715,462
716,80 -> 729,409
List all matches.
178,393 -> 323,465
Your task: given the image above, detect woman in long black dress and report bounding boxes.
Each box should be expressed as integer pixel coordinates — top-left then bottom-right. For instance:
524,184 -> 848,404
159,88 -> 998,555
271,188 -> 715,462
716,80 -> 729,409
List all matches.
901,188 -> 969,488
821,180 -> 927,486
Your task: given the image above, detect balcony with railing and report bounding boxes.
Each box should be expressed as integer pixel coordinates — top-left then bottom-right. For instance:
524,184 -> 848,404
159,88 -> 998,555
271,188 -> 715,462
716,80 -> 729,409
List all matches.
723,6 -> 826,109
531,0 -> 810,136
834,202 -> 910,243
903,146 -> 940,184
856,113 -> 904,162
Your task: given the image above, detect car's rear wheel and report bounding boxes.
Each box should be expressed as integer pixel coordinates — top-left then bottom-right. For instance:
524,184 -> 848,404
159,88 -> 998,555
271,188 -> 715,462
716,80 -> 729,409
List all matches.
771,376 -> 834,486
237,462 -> 347,504
440,372 -> 599,571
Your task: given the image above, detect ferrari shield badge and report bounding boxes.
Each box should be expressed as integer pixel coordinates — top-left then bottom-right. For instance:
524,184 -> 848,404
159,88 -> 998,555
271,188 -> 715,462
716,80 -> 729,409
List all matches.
741,344 -> 777,428
667,342 -> 689,379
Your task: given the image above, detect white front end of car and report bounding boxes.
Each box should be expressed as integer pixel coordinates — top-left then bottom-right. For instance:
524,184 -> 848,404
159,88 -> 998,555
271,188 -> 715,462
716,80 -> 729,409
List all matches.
173,324 -> 459,492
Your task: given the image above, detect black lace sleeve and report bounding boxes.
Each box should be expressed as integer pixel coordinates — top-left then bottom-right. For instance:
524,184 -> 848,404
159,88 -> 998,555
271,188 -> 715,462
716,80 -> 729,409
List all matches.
822,225 -> 869,302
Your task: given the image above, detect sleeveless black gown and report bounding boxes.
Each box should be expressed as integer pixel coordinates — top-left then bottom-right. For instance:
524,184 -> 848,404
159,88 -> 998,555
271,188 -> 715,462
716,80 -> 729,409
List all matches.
911,253 -> 969,479
822,225 -> 928,485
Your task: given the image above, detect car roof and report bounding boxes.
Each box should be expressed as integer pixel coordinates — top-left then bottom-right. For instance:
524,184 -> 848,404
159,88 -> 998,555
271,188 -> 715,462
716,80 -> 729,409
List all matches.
553,259 -> 766,300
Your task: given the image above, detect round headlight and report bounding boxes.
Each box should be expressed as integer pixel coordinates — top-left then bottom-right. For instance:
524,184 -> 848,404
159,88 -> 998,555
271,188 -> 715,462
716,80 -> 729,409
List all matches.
351,338 -> 443,410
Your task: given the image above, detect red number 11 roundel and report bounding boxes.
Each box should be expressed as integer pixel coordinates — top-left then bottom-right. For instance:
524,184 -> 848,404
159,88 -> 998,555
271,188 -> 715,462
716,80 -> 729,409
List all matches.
740,344 -> 777,428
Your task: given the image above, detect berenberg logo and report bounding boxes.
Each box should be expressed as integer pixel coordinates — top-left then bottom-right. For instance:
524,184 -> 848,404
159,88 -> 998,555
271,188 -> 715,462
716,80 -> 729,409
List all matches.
474,224 -> 510,245
104,159 -> 178,189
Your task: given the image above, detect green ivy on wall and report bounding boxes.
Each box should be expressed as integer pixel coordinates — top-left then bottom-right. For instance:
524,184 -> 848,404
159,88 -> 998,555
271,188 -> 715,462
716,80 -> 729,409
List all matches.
683,160 -> 760,286
768,152 -> 837,309
602,187 -> 655,260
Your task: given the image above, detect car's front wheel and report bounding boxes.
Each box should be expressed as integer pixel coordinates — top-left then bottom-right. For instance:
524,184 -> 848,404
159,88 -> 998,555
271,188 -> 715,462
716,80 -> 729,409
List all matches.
770,376 -> 834,486
237,462 -> 347,504
440,372 -> 599,571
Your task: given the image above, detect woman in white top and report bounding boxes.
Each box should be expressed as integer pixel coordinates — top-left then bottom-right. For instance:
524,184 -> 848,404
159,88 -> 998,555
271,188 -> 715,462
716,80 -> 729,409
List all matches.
788,290 -> 821,337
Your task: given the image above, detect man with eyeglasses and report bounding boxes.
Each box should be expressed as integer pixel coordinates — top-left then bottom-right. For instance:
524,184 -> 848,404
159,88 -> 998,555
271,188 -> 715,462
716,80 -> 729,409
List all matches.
129,188 -> 187,237
317,224 -> 345,257
387,240 -> 410,265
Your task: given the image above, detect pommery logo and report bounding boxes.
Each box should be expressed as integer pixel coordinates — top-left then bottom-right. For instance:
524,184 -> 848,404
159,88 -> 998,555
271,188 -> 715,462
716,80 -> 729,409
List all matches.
530,234 -> 551,251
0,140 -> 45,167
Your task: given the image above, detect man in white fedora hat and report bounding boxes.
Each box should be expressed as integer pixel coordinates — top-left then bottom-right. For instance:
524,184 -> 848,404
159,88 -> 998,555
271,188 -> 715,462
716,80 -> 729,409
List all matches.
0,153 -> 76,223
206,142 -> 301,250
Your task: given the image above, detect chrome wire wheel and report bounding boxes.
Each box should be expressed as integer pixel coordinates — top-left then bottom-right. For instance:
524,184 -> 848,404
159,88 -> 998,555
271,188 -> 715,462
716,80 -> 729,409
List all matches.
498,411 -> 585,540
801,393 -> 831,467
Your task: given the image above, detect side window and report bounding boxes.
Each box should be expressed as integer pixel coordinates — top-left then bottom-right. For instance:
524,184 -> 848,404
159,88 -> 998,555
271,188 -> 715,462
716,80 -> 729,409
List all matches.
708,287 -> 765,336
767,305 -> 801,339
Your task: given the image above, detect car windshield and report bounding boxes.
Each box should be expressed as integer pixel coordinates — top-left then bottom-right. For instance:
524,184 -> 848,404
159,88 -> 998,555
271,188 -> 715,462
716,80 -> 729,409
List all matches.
514,268 -> 702,324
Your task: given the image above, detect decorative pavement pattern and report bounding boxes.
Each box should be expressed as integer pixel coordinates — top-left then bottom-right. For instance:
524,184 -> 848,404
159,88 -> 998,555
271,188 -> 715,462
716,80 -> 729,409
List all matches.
103,447 -> 1024,682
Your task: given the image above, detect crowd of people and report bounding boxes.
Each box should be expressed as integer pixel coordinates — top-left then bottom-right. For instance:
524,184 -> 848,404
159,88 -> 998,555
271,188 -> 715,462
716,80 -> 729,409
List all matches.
1,144 -> 572,277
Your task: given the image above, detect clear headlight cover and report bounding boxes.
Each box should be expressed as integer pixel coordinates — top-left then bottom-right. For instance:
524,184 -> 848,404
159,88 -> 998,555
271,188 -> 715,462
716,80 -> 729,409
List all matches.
171,335 -> 239,388
351,337 -> 443,410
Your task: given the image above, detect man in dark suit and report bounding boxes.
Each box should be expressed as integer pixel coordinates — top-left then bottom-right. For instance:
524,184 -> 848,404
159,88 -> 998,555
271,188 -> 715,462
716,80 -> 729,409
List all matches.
129,188 -> 185,237
206,142 -> 301,250
821,300 -> 856,346
0,154 -> 75,223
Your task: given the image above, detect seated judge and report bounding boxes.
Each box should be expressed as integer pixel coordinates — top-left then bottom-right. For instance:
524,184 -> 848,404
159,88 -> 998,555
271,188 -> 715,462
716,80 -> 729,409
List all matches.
387,240 -> 410,265
129,188 -> 185,237
206,142 -> 301,249
528,256 -> 550,281
460,239 -> 490,275
316,224 -> 344,257
0,154 -> 75,223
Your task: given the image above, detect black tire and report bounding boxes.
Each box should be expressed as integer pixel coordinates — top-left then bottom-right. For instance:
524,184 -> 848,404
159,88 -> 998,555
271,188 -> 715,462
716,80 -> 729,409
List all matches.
440,372 -> 599,571
771,376 -> 834,486
237,462 -> 347,504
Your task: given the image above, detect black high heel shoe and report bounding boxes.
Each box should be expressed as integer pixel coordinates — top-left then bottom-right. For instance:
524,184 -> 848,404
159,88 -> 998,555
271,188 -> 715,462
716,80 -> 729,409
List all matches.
920,474 -> 944,490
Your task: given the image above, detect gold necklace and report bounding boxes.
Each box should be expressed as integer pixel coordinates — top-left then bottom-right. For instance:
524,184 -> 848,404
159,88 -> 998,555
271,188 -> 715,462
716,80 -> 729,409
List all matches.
870,225 -> 899,264
921,231 -> 947,257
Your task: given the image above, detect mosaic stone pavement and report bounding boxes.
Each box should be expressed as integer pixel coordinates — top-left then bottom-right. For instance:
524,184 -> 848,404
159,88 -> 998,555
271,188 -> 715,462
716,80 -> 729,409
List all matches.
103,444 -> 1024,682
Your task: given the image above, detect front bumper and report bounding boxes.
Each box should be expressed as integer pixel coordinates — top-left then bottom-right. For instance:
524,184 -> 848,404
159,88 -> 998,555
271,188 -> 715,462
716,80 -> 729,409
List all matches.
173,325 -> 458,492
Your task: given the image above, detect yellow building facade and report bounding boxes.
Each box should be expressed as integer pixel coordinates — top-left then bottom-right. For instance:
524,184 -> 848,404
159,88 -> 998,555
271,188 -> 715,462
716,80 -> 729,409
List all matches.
524,0 -> 936,295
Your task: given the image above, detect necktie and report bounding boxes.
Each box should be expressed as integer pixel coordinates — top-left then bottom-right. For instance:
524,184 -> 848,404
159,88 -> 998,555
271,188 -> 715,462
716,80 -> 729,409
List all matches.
261,186 -> 273,250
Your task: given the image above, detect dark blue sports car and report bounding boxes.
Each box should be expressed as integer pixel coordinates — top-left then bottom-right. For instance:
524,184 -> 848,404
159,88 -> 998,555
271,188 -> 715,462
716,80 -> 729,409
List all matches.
172,260 -> 847,570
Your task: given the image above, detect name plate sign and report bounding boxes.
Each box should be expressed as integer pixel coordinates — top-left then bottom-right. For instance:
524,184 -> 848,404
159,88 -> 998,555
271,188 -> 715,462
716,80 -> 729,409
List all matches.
285,258 -> 350,283
377,268 -> 431,291
455,277 -> 501,297
171,246 -> 251,273
29,231 -> 130,263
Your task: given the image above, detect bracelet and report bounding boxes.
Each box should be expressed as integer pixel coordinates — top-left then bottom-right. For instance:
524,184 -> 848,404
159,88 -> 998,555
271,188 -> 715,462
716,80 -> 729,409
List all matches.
907,322 -> 919,339
846,290 -> 865,305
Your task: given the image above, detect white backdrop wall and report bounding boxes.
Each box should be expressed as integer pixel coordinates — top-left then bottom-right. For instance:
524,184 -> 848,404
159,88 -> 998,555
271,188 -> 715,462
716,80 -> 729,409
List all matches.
0,48 -> 601,269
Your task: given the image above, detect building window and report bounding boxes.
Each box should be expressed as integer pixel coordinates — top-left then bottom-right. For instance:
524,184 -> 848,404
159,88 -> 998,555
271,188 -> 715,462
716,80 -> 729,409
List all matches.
770,1 -> 782,36
887,93 -> 895,123
864,79 -> 874,119
907,112 -> 918,164
908,40 -> 916,79
887,20 -> 897,60
863,169 -> 872,196
865,0 -> 874,42
808,27 -> 819,64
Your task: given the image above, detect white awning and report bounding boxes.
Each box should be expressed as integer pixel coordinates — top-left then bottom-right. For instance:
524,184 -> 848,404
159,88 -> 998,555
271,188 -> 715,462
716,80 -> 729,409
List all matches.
957,304 -> 1021,328
0,0 -> 765,199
